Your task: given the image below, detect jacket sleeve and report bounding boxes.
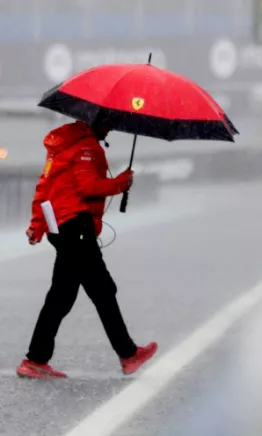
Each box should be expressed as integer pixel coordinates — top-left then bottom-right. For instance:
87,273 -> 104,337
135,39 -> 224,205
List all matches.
72,147 -> 129,198
28,172 -> 48,240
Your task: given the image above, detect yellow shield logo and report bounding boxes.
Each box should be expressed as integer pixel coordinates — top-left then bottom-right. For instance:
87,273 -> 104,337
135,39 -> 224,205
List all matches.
44,158 -> 53,177
132,97 -> 145,111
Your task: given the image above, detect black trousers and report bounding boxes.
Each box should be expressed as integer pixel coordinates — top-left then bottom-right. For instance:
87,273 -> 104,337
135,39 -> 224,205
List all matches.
26,212 -> 137,364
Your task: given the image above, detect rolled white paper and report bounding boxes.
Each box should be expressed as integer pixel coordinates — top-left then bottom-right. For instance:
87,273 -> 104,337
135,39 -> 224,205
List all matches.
41,201 -> 59,234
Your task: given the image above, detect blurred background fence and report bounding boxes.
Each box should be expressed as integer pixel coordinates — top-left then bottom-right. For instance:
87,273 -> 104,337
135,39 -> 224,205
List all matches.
0,0 -> 262,230
0,0 -> 261,115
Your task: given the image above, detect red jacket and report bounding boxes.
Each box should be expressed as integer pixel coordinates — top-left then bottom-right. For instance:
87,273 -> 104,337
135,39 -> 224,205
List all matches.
29,121 -> 129,241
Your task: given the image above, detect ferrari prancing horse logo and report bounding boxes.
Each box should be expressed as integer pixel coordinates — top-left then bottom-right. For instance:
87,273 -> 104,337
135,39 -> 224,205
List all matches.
132,97 -> 145,111
44,158 -> 53,177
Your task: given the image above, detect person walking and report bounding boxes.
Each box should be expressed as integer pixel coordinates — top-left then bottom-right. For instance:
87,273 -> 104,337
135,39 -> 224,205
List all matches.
16,120 -> 157,379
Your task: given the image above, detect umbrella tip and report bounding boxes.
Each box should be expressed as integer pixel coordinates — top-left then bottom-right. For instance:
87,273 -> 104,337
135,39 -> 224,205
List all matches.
147,53 -> 152,65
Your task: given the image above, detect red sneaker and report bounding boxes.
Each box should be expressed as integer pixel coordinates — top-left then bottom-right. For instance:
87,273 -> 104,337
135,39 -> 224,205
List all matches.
16,359 -> 67,379
120,342 -> 158,375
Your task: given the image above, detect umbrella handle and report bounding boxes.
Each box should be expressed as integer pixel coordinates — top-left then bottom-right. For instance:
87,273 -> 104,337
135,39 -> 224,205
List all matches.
119,134 -> 138,213
120,190 -> 129,213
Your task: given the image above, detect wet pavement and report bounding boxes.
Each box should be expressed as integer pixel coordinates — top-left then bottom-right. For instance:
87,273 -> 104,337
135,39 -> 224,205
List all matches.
1,182 -> 262,435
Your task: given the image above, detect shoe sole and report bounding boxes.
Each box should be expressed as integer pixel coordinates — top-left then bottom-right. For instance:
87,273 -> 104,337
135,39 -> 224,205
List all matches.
16,368 -> 67,380
17,372 -> 67,380
17,372 -> 60,380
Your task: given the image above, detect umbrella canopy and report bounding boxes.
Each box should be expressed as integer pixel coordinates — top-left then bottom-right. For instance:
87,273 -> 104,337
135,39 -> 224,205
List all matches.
194,85 -> 239,136
39,63 -> 235,143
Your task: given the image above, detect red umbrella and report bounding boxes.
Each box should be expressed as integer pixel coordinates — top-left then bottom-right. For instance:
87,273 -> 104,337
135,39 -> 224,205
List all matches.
39,60 -> 234,143
39,55 -> 237,211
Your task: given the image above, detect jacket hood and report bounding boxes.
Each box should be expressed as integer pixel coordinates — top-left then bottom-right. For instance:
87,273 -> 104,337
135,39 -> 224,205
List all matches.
44,121 -> 95,154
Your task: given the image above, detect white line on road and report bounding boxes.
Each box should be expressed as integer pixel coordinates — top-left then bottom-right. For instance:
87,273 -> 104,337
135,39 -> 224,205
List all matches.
64,281 -> 262,436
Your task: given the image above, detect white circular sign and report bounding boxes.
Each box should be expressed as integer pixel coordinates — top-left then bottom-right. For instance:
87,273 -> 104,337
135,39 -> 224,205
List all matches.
209,39 -> 238,79
44,44 -> 73,83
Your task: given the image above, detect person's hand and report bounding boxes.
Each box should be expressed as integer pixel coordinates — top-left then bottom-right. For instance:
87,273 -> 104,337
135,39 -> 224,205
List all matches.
122,169 -> 134,188
26,228 -> 38,246
116,169 -> 134,192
